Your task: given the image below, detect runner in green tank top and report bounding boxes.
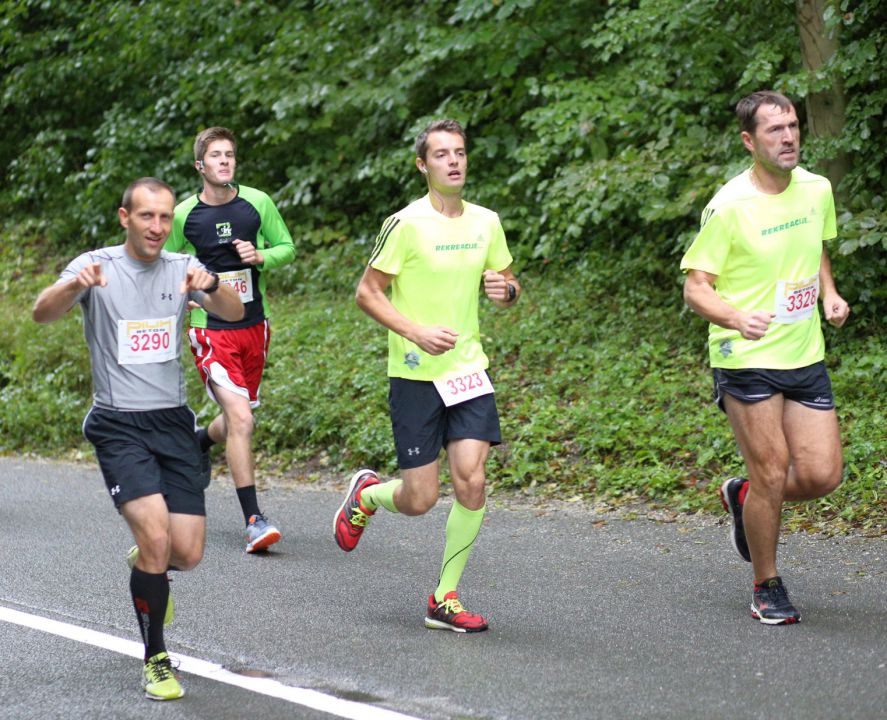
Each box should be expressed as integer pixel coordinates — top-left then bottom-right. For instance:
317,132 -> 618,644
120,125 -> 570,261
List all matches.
681,91 -> 850,625
334,119 -> 521,632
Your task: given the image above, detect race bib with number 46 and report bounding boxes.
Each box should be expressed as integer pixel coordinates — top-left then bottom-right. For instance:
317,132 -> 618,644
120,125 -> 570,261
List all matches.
218,269 -> 254,303
433,370 -> 494,407
117,316 -> 176,365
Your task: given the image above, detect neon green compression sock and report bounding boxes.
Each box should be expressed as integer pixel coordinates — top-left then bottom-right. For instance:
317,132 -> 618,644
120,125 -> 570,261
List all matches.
360,479 -> 402,513
434,500 -> 486,602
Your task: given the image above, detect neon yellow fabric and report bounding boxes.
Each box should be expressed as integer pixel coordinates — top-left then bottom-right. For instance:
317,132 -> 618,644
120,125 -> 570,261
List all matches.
369,195 -> 513,381
361,478 -> 402,513
680,167 -> 836,369
434,500 -> 485,601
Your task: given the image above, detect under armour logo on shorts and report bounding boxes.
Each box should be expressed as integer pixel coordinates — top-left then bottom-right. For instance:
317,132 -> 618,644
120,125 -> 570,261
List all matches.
407,447 -> 420,456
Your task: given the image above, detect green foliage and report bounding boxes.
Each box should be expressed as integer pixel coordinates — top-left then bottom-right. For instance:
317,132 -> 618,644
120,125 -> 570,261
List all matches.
2,1 -> 885,296
0,232 -> 91,452
1,1 -> 884,529
4,235 -> 883,531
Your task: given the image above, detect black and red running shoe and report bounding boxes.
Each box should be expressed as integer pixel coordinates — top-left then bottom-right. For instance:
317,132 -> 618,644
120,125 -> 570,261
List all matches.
719,477 -> 751,562
751,576 -> 800,625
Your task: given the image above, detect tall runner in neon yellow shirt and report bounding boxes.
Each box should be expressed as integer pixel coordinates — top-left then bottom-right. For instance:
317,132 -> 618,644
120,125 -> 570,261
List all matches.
333,119 -> 521,632
681,91 -> 850,625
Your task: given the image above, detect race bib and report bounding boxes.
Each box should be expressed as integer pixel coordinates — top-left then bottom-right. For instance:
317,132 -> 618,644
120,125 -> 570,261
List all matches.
218,269 -> 254,303
117,316 -> 176,365
774,274 -> 819,324
433,370 -> 494,407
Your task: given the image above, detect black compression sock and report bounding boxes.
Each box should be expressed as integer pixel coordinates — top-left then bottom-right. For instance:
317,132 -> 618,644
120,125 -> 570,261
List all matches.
237,485 -> 261,522
196,427 -> 215,452
130,567 -> 169,660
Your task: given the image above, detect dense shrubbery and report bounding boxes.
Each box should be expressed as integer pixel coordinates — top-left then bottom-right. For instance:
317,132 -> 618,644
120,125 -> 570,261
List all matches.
2,2 -> 885,295
1,0 -> 884,529
2,237 -> 884,533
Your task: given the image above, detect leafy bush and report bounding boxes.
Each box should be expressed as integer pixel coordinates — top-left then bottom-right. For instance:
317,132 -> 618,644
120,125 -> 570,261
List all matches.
1,1 -> 884,531
5,234 -> 882,532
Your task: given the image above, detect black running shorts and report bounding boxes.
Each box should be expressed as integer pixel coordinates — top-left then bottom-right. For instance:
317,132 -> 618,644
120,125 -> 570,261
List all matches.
388,373 -> 502,470
712,360 -> 835,413
83,405 -> 209,515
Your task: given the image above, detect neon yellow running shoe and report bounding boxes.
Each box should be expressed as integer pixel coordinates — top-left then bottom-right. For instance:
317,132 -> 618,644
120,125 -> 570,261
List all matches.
126,545 -> 174,626
142,652 -> 184,701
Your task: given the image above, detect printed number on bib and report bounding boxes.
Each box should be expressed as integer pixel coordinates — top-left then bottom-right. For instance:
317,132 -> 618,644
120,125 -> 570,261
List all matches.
775,274 -> 818,324
117,316 -> 176,365
218,269 -> 254,303
433,370 -> 494,407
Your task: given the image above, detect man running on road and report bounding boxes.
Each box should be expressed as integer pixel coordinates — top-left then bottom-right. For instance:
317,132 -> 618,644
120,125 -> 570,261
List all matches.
334,119 -> 521,632
32,177 -> 243,699
681,91 -> 850,624
166,127 -> 295,553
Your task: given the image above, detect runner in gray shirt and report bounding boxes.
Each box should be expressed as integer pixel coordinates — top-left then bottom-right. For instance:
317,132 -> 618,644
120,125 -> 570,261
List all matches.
32,177 -> 243,701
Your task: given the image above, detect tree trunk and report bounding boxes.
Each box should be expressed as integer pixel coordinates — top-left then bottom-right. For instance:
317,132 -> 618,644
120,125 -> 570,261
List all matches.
796,0 -> 851,194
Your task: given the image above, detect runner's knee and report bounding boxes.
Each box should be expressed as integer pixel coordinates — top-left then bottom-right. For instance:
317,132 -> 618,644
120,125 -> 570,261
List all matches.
796,460 -> 843,497
134,533 -> 173,572
224,406 -> 254,437
748,461 -> 790,494
397,479 -> 439,515
171,544 -> 203,571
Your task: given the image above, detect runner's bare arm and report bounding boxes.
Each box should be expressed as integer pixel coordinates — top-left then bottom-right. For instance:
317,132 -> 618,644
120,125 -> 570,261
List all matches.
355,265 -> 457,355
483,266 -> 521,308
32,262 -> 107,323
818,248 -> 850,327
182,267 -> 244,323
683,269 -> 773,340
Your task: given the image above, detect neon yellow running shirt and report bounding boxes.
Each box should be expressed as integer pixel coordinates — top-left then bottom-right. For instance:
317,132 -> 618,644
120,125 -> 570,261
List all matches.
369,195 -> 513,381
680,166 -> 836,369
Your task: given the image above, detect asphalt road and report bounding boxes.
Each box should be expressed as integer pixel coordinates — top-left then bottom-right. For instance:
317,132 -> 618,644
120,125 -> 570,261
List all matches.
1,456 -> 885,719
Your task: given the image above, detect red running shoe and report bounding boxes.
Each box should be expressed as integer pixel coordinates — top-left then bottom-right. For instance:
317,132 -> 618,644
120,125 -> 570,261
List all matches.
333,469 -> 380,551
424,591 -> 488,633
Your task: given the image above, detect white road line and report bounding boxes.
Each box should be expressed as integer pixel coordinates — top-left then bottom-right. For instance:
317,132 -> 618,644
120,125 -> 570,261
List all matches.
1,605 -> 424,720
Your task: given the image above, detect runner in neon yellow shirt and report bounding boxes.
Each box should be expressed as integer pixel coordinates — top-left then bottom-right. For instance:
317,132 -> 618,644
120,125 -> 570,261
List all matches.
370,193 -> 513,381
682,91 -> 850,625
681,166 -> 836,369
333,119 -> 521,632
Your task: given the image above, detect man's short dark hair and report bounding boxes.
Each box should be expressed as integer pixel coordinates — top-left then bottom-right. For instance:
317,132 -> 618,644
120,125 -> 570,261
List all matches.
414,119 -> 467,160
193,126 -> 237,162
736,91 -> 795,134
121,177 -> 175,211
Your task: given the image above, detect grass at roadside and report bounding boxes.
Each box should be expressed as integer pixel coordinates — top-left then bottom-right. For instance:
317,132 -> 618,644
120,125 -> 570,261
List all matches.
2,237 -> 884,535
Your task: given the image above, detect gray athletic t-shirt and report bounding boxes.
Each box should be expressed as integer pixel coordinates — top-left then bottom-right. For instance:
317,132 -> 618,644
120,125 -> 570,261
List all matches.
59,245 -> 208,411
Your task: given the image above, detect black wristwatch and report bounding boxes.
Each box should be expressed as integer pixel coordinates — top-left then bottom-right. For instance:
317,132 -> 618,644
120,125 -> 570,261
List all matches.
205,272 -> 220,294
506,283 -> 516,302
